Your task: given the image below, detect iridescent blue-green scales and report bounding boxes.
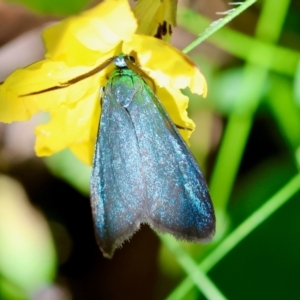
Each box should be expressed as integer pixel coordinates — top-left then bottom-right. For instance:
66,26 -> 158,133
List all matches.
90,55 -> 215,258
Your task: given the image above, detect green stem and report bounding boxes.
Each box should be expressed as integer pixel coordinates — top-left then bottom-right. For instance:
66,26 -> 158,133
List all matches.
166,173 -> 300,300
160,235 -> 228,300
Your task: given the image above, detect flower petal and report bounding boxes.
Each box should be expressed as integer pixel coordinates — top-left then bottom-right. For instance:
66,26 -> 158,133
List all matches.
156,85 -> 195,143
0,59 -> 108,123
70,142 -> 95,166
0,81 -> 39,123
35,85 -> 100,165
44,0 -> 137,66
134,0 -> 177,41
123,34 -> 207,96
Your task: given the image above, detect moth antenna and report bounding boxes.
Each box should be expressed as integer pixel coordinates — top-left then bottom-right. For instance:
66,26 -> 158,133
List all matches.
19,57 -> 116,97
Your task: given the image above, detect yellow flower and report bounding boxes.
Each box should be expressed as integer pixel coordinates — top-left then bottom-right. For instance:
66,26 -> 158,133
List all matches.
0,0 -> 207,165
134,0 -> 177,41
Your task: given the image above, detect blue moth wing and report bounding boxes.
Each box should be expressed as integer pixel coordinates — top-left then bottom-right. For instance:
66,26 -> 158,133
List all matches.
128,77 -> 215,242
91,67 -> 215,258
91,72 -> 147,258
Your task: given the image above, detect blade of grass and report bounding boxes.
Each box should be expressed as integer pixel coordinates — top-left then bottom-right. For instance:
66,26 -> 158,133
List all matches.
160,235 -> 228,300
182,0 -> 257,54
166,172 -> 300,300
178,6 -> 300,77
209,0 -> 291,211
267,76 -> 300,151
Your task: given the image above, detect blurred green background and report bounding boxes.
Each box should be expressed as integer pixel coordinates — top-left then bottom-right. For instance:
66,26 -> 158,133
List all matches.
0,0 -> 300,299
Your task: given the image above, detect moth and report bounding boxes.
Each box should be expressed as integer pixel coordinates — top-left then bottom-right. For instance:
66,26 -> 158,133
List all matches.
90,55 -> 215,258
21,54 -> 215,258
